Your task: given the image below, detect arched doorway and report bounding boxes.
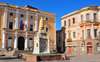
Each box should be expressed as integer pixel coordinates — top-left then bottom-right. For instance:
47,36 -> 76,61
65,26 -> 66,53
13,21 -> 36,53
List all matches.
18,36 -> 25,50
87,42 -> 93,54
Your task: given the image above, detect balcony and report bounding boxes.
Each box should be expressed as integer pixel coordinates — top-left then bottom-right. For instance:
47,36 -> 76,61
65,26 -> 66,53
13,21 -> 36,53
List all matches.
80,37 -> 84,40
86,37 -> 92,39
93,19 -> 99,23
80,20 -> 91,24
67,38 -> 72,42
80,19 -> 99,24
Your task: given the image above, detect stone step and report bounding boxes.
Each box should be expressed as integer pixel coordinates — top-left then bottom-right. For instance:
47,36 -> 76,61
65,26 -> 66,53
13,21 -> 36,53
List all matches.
5,50 -> 15,56
13,50 -> 33,56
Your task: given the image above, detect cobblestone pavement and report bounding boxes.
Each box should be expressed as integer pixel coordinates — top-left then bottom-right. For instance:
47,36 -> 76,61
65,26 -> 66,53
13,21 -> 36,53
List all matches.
0,54 -> 100,62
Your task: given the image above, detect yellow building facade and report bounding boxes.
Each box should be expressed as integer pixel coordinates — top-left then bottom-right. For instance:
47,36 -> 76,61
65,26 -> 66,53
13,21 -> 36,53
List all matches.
0,3 -> 56,54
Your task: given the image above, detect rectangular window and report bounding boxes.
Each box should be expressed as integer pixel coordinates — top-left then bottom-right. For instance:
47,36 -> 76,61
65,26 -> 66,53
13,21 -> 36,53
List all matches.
73,18 -> 75,24
97,46 -> 100,51
30,24 -> 33,31
82,30 -> 84,37
10,13 -> 13,16
94,13 -> 97,20
73,32 -> 76,38
59,33 -> 60,35
81,15 -> 83,22
94,29 -> 97,37
9,22 -> 13,29
30,16 -> 33,19
86,14 -> 90,21
64,34 -> 66,39
21,14 -> 24,17
74,47 -> 76,51
59,37 -> 60,42
64,21 -> 66,26
68,19 -> 70,26
87,29 -> 91,37
45,17 -> 48,21
82,46 -> 84,51
69,33 -> 71,39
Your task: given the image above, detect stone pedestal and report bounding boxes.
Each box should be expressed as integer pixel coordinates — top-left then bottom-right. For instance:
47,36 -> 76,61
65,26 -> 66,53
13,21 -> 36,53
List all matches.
1,48 -> 7,55
33,32 -> 50,54
24,48 -> 29,50
14,48 -> 18,50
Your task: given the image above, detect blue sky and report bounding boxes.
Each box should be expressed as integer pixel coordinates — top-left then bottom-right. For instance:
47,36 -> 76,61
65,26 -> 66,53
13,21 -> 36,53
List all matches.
0,0 -> 100,30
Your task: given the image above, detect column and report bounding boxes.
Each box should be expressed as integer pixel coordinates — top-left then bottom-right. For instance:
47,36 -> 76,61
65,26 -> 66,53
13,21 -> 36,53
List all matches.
24,32 -> 28,50
92,24 -> 94,39
14,31 -> 18,50
84,25 -> 86,39
26,11 -> 29,30
3,7 -> 8,28
35,13 -> 38,31
2,30 -> 6,48
15,9 -> 19,29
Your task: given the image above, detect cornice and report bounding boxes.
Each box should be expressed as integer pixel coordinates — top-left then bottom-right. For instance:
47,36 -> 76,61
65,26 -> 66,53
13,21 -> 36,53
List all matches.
61,6 -> 99,20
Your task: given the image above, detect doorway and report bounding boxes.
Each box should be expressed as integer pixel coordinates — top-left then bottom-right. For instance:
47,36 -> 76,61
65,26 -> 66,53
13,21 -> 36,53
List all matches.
18,36 -> 25,50
69,47 -> 72,54
87,42 -> 93,54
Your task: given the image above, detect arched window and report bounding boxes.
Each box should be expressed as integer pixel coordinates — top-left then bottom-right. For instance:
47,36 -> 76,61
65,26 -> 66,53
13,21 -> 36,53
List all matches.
8,37 -> 12,47
29,38 -> 33,47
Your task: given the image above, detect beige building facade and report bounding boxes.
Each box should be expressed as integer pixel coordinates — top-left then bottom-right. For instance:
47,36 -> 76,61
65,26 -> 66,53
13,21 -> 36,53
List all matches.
0,3 -> 56,54
61,6 -> 100,54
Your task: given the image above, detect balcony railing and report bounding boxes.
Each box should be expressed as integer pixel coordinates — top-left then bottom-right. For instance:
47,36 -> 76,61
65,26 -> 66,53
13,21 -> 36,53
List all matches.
80,19 -> 99,24
86,37 -> 92,39
67,38 -> 72,42
80,37 -> 84,40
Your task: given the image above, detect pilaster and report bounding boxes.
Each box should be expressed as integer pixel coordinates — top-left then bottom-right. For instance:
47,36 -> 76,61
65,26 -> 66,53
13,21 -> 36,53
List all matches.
35,13 -> 38,31
92,24 -> 94,39
3,7 -> 8,28
26,11 -> 29,30
14,31 -> 18,50
2,30 -> 6,48
15,9 -> 19,29
84,25 -> 86,39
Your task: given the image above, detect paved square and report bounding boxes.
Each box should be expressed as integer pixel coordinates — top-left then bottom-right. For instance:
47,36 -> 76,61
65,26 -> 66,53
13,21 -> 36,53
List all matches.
0,54 -> 100,62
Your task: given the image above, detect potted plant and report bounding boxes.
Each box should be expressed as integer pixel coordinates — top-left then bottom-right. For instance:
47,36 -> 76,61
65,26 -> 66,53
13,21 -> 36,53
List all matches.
30,47 -> 33,50
8,47 -> 12,50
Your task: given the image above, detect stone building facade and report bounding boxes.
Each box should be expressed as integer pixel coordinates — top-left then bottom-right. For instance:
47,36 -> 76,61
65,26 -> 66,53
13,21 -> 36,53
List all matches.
56,30 -> 65,53
60,6 -> 100,54
0,3 -> 56,54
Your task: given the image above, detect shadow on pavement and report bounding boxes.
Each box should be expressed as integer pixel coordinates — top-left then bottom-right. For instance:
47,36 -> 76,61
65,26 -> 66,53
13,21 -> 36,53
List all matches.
66,56 -> 75,60
0,55 -> 18,60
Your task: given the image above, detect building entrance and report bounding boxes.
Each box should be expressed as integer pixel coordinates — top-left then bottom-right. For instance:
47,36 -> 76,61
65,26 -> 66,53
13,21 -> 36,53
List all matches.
87,42 -> 93,54
69,47 -> 72,54
18,36 -> 25,50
